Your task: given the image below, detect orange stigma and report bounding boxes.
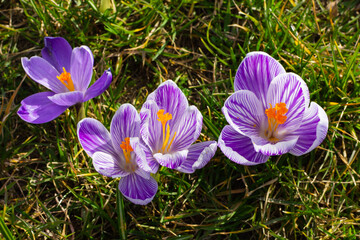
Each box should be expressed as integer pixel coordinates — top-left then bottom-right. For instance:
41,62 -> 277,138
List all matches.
120,137 -> 133,164
57,67 -> 75,91
157,109 -> 177,153
264,103 -> 288,142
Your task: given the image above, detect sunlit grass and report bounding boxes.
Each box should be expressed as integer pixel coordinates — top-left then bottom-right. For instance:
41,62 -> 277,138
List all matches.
1,0 -> 359,239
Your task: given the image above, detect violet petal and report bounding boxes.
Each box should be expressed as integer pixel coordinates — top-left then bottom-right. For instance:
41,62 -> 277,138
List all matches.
48,91 -> 84,106
150,80 -> 189,127
70,46 -> 94,92
41,37 -> 72,73
140,100 -> 162,151
83,68 -> 112,102
21,57 -> 68,93
17,92 -> 68,124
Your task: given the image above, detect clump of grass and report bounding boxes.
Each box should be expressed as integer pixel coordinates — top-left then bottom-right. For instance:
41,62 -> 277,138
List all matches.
1,0 -> 359,239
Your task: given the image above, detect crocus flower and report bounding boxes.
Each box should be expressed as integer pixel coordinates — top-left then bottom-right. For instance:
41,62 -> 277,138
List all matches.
131,80 -> 217,174
218,52 -> 328,165
18,37 -> 112,124
77,104 -> 158,205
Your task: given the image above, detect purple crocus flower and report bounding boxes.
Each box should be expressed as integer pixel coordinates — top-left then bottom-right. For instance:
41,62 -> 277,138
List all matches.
77,104 -> 158,205
18,37 -> 112,124
218,52 -> 329,165
130,80 -> 217,174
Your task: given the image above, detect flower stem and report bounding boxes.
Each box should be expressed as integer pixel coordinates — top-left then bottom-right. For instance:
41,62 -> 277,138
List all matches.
76,102 -> 86,122
116,188 -> 127,240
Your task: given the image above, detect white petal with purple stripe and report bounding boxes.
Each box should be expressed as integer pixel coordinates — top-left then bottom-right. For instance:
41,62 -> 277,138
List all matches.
140,100 -> 162,152
110,104 -> 141,154
153,149 -> 188,169
170,106 -> 203,152
77,118 -> 117,157
234,52 -> 286,108
218,125 -> 269,165
130,138 -> 159,174
252,135 -> 299,156
92,151 -> 129,178
266,73 -> 305,133
290,102 -> 328,156
222,90 -> 264,138
118,173 -> 158,205
176,141 -> 217,173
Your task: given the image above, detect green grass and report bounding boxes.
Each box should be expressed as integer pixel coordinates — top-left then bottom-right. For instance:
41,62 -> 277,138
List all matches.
1,0 -> 360,239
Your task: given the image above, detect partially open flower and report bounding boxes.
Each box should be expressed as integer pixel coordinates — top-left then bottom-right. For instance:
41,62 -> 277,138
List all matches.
218,52 -> 329,165
77,104 -> 157,205
132,80 -> 217,174
18,37 -> 112,124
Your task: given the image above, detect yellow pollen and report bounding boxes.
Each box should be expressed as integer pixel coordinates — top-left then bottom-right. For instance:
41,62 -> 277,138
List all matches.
264,102 -> 288,141
57,67 -> 75,91
157,109 -> 176,153
120,137 -> 133,164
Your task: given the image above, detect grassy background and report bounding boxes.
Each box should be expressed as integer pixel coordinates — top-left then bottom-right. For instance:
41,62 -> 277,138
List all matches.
1,0 -> 360,239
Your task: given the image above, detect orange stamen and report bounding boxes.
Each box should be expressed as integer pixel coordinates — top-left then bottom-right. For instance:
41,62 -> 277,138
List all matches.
157,109 -> 176,153
264,102 -> 288,141
120,137 -> 133,163
57,67 -> 75,91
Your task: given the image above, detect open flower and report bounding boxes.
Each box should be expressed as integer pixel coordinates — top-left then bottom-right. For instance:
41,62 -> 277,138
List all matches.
218,52 -> 328,165
132,80 -> 217,174
77,104 -> 158,205
18,37 -> 112,124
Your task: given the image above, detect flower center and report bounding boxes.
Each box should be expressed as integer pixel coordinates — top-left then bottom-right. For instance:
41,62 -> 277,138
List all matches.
120,137 -> 133,164
157,109 -> 177,153
264,102 -> 288,142
57,67 -> 75,91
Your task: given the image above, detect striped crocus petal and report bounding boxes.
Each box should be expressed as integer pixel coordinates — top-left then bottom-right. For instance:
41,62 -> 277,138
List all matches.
140,100 -> 162,152
149,80 -> 189,126
110,104 -> 141,155
169,105 -> 203,152
153,149 -> 189,169
252,73 -> 306,156
266,73 -> 306,133
252,134 -> 299,156
176,141 -> 217,173
234,52 -> 286,108
130,137 -> 159,174
92,151 -> 129,178
77,118 -> 117,157
222,90 -> 264,138
118,172 -> 158,205
218,125 -> 269,165
289,102 -> 328,156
